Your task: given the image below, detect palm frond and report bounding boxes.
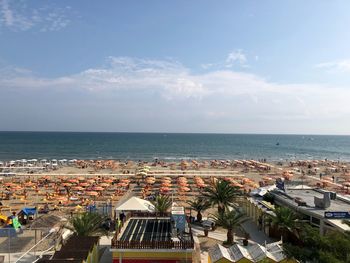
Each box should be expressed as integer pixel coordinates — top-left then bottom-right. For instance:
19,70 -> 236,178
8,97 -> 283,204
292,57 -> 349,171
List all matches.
65,212 -> 109,237
271,207 -> 298,233
152,195 -> 172,213
210,209 -> 247,230
187,197 -> 211,212
201,179 -> 241,212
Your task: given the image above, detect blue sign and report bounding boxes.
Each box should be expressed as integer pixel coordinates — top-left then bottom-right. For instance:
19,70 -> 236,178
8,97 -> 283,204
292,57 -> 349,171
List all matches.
172,214 -> 186,232
324,211 -> 350,219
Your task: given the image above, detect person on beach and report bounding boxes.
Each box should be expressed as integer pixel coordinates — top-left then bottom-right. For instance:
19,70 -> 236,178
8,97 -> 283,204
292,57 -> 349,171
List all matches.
258,216 -> 263,230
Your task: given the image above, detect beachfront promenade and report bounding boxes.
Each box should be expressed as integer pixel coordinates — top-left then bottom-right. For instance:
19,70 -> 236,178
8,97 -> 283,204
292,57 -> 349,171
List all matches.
191,219 -> 275,244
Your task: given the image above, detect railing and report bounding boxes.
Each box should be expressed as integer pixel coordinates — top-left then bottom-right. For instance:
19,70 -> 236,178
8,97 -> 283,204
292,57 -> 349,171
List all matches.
32,246 -> 55,263
111,239 -> 194,249
129,212 -> 171,218
112,212 -> 193,250
15,228 -> 57,263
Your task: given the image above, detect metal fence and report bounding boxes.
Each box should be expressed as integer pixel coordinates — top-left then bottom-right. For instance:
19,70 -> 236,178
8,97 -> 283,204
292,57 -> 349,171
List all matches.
111,239 -> 194,250
86,203 -> 113,217
0,228 -> 55,262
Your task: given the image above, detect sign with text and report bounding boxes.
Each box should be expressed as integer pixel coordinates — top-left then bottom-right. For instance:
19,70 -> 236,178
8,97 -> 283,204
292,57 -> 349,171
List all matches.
324,211 -> 350,219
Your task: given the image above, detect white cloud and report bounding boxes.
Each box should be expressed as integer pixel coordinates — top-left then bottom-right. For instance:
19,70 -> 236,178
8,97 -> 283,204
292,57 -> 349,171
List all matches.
0,0 -> 71,32
202,50 -> 251,70
1,56 -> 350,133
0,0 -> 13,26
316,59 -> 350,73
200,63 -> 215,70
226,50 -> 247,67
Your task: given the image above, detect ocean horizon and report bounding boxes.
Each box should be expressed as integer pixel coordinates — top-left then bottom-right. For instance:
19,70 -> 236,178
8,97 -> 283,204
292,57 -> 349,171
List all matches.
0,131 -> 350,162
2,130 -> 350,136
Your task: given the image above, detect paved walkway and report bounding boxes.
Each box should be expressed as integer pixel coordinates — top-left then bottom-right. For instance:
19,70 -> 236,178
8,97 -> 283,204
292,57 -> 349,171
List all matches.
191,225 -> 226,241
191,218 -> 275,245
241,219 -> 276,244
99,236 -> 113,263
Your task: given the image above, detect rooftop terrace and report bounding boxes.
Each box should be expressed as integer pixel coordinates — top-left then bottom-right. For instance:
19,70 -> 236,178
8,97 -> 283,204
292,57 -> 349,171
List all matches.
111,215 -> 194,250
272,188 -> 350,218
120,218 -> 172,242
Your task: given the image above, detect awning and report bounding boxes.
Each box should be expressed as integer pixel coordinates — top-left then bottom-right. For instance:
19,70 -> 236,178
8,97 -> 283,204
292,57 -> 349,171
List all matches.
115,197 -> 155,212
21,207 -> 37,215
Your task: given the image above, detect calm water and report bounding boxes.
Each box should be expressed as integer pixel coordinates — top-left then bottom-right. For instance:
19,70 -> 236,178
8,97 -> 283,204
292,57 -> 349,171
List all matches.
0,132 -> 350,161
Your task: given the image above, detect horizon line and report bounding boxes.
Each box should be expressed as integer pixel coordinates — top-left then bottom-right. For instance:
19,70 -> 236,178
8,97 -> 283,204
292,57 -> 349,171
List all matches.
0,130 -> 349,136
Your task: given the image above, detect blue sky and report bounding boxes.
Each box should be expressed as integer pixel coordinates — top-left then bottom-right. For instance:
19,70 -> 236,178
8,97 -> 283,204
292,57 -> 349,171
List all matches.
1,0 -> 350,134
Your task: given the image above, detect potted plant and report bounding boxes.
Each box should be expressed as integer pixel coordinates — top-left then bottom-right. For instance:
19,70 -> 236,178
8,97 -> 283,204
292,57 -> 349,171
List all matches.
204,227 -> 209,237
243,232 -> 250,246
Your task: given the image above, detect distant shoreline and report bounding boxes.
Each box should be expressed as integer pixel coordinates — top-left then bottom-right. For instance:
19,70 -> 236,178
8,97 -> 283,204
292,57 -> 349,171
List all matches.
0,130 -> 350,136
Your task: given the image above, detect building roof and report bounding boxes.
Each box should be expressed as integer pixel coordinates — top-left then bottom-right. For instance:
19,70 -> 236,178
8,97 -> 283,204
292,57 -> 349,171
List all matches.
265,241 -> 286,262
209,244 -> 234,263
29,214 -> 62,228
272,188 -> 350,217
272,188 -> 350,232
47,236 -> 99,262
209,241 -> 287,263
115,197 -> 155,212
120,218 -> 172,242
229,244 -> 253,262
20,207 -> 37,215
247,244 -> 268,262
273,189 -> 350,213
63,236 -> 99,250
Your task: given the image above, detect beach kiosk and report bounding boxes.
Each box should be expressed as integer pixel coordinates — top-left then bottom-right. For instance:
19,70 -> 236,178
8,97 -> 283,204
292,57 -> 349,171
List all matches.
115,196 -> 155,213
114,196 -> 155,220
18,207 -> 37,225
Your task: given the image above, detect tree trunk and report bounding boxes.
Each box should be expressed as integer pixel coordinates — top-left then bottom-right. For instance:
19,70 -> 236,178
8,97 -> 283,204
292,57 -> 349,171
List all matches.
218,205 -> 225,214
197,211 -> 202,222
243,238 -> 248,246
227,229 -> 234,244
282,229 -> 289,242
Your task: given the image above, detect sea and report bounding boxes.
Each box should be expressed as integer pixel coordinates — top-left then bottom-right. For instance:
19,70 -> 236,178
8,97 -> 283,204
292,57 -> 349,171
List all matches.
0,132 -> 350,162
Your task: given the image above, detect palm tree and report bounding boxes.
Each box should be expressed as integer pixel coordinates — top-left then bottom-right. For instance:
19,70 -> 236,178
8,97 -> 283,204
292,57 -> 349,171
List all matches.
65,212 -> 108,236
270,206 -> 298,241
211,209 -> 247,245
201,179 -> 241,213
152,195 -> 172,213
187,197 -> 211,222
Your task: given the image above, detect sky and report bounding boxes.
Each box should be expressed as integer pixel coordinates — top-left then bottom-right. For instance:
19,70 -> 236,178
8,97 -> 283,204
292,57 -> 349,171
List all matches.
1,0 -> 350,134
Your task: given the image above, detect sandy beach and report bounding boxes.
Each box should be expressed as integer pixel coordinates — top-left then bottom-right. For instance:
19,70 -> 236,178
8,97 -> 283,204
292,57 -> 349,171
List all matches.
1,158 -> 349,214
